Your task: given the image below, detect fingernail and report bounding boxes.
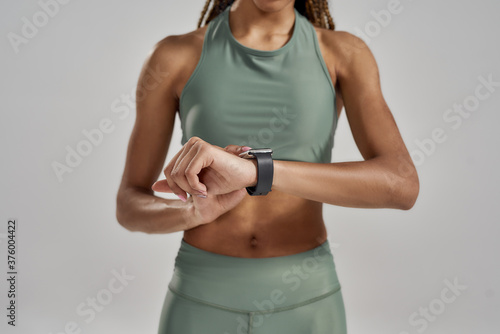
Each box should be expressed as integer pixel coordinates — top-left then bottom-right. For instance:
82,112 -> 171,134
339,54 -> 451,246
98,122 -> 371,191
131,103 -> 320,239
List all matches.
242,146 -> 252,151
196,189 -> 207,196
197,194 -> 207,198
178,194 -> 187,202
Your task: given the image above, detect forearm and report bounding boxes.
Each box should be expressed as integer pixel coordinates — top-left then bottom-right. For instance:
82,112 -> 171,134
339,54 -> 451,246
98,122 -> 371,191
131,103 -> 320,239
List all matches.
116,185 -> 197,234
271,156 -> 418,210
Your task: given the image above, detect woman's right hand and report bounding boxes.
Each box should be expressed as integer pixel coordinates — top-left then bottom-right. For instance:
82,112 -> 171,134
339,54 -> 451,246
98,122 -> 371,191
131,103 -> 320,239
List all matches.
182,144 -> 251,229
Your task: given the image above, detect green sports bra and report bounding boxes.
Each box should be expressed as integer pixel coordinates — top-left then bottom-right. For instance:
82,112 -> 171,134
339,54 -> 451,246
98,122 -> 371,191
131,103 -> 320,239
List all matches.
179,4 -> 338,163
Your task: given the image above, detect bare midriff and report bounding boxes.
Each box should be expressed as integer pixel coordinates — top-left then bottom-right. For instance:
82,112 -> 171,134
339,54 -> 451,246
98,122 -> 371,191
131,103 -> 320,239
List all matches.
183,190 -> 328,258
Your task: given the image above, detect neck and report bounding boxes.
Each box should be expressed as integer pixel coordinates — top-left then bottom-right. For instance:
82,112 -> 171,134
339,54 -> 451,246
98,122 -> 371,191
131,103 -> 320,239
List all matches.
228,0 -> 296,38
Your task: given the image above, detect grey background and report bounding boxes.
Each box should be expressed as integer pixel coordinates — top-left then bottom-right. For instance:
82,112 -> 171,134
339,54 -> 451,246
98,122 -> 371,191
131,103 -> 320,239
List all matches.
1,0 -> 499,333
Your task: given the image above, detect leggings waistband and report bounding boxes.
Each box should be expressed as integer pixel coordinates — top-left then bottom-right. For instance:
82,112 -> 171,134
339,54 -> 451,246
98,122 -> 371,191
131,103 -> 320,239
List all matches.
168,238 -> 341,312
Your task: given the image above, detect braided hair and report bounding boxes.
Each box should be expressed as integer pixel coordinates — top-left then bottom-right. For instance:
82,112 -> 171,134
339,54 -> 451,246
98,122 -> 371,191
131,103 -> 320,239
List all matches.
197,0 -> 335,30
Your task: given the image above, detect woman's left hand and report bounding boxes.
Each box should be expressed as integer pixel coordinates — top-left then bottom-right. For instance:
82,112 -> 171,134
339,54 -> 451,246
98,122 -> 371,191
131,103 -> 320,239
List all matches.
152,137 -> 255,201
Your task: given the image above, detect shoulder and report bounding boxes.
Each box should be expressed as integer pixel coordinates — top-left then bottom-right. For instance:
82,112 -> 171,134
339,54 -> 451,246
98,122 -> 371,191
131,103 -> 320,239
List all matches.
139,25 -> 209,98
312,27 -> 376,76
313,28 -> 370,59
148,25 -> 209,71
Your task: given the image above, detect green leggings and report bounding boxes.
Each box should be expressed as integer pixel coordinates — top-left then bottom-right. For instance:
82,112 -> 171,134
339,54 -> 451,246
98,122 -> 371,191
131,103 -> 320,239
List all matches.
157,238 -> 347,334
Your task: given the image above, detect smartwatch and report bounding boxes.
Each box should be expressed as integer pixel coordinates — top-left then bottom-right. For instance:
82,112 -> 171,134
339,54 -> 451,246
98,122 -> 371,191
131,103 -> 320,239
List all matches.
238,148 -> 274,196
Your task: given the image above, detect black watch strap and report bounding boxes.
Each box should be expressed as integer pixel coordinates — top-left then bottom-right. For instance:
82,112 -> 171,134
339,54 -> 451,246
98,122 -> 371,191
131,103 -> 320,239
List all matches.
246,152 -> 274,196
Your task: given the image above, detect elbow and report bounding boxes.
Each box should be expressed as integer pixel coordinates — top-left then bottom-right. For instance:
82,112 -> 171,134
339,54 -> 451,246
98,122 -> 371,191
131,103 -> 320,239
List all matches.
399,178 -> 419,210
116,189 -> 135,232
116,207 -> 131,231
116,204 -> 131,232
116,209 -> 141,233
388,171 -> 420,211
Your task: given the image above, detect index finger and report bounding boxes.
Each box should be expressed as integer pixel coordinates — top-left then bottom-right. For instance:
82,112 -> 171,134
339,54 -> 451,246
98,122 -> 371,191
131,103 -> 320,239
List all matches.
184,149 -> 211,194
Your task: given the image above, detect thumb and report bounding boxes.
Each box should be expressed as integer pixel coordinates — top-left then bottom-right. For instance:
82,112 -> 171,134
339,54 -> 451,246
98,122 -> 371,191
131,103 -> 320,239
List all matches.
152,179 -> 173,193
216,188 -> 248,211
224,145 -> 252,156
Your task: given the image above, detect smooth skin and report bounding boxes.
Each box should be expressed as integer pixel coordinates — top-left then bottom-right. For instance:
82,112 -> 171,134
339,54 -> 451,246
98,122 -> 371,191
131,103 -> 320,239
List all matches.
116,0 -> 420,258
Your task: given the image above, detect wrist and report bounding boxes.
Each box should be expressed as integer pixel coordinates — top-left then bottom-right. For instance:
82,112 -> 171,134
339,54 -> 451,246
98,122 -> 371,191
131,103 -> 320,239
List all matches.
246,158 -> 258,188
271,159 -> 280,190
181,200 -> 202,230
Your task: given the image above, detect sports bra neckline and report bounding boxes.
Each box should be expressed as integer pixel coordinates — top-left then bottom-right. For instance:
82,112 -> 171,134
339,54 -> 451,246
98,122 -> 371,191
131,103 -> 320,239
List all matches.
222,4 -> 299,57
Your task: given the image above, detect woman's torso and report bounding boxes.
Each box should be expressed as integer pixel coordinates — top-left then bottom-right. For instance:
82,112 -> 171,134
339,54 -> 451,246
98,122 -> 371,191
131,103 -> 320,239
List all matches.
171,6 -> 345,258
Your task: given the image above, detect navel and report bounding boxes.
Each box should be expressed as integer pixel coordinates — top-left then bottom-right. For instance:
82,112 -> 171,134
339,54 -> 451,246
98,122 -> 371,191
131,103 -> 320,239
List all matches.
250,235 -> 258,248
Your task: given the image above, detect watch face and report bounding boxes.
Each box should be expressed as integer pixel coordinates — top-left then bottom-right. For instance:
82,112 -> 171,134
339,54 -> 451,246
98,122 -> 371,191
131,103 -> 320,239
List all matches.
239,148 -> 273,158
